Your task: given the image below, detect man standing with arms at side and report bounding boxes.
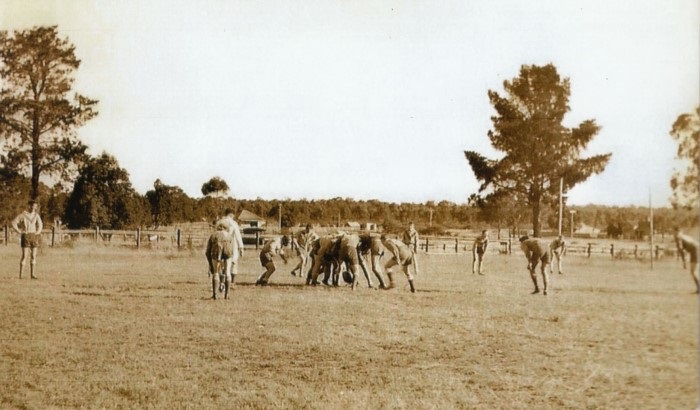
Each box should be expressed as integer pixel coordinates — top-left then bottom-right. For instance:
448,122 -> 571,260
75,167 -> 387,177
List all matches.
472,229 -> 489,275
674,227 -> 699,293
12,200 -> 43,279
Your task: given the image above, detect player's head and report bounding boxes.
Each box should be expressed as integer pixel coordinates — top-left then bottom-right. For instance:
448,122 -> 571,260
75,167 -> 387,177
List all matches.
224,208 -> 235,217
519,235 -> 529,243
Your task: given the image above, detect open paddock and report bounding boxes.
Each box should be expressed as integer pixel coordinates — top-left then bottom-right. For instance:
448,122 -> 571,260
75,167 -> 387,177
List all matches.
0,246 -> 697,408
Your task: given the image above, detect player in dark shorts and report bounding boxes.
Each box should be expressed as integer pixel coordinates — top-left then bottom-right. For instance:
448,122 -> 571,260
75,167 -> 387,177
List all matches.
519,236 -> 552,295
12,200 -> 43,279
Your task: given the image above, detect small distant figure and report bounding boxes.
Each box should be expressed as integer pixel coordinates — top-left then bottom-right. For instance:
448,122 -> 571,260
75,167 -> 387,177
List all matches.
472,230 -> 489,275
519,235 -> 552,295
256,236 -> 288,286
674,227 -> 699,293
401,221 -> 419,253
12,200 -> 43,279
549,235 -> 566,275
381,234 -> 418,293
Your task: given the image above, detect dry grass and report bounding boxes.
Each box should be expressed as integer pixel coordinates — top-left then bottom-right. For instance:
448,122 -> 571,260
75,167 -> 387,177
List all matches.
0,245 -> 697,409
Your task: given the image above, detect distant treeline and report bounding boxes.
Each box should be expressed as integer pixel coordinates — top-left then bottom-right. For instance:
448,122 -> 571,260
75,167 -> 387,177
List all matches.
1,176 -> 696,237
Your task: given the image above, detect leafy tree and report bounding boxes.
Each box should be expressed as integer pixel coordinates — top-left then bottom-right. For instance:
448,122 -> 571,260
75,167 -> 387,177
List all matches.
145,179 -> 194,226
63,153 -> 148,229
0,152 -> 30,223
465,64 -> 611,236
201,176 -> 230,198
0,26 -> 98,200
669,106 -> 700,209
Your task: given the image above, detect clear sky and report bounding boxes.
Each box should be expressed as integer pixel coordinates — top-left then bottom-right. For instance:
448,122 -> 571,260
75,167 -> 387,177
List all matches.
1,0 -> 698,206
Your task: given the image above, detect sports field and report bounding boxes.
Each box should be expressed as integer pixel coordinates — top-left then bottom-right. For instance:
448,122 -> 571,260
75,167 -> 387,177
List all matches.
0,245 -> 697,409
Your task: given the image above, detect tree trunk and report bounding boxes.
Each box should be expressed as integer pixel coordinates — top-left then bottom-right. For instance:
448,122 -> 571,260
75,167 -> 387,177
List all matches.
531,199 -> 541,237
31,109 -> 41,200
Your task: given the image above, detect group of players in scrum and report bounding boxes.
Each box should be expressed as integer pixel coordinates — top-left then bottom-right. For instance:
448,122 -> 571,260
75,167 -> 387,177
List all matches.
204,208 -> 700,300
205,209 -> 420,299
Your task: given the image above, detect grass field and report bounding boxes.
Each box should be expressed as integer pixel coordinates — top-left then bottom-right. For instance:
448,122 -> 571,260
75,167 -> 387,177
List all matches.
0,245 -> 697,409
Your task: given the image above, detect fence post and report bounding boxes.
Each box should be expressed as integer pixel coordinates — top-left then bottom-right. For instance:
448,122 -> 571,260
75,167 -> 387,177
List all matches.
95,226 -> 99,243
255,231 -> 260,250
51,226 -> 56,247
136,228 -> 141,250
455,238 -> 458,253
425,237 -> 429,253
5,224 -> 8,246
177,228 -> 181,249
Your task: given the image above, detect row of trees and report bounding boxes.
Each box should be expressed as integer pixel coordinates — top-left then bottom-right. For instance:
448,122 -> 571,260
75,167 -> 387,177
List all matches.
1,27 -> 697,237
1,157 -> 696,238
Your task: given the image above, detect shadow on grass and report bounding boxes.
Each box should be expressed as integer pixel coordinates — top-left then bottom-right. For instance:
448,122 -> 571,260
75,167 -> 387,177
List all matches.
567,286 -> 696,296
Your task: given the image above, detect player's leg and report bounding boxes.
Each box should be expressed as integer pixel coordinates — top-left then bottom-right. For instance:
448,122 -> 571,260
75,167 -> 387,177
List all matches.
30,246 -> 38,279
690,262 -> 699,293
541,260 -> 550,295
402,263 -> 416,293
371,254 -> 387,289
384,258 -> 398,288
529,259 -> 540,294
19,246 -> 28,278
555,251 -> 563,275
211,260 -> 221,299
223,259 -> 233,299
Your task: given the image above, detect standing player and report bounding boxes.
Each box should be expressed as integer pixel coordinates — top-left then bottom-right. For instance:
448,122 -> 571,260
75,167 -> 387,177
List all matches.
549,235 -> 566,275
256,236 -> 288,286
290,224 -> 319,278
519,235 -> 552,295
472,229 -> 489,275
12,200 -> 43,279
674,227 -> 699,293
207,208 -> 244,299
402,221 -> 419,252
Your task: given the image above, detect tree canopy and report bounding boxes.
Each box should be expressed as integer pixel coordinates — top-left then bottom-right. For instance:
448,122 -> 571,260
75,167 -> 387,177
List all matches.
465,64 -> 611,236
63,153 -> 148,229
201,176 -> 230,198
0,26 -> 98,200
669,106 -> 699,209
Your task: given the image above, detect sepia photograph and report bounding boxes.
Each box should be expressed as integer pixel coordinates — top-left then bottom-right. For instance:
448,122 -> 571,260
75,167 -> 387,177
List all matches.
0,1 -> 698,408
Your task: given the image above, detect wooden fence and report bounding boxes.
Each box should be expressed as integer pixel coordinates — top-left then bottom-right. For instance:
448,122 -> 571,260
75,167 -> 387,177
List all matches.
0,225 -> 269,250
0,225 -> 679,260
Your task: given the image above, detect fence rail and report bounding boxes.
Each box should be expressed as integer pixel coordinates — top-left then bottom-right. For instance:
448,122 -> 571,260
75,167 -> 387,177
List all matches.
0,225 -> 269,250
0,225 -> 679,259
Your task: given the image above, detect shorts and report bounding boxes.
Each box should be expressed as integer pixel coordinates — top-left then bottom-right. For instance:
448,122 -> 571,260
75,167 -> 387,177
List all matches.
402,252 -> 415,267
476,246 -> 486,255
338,246 -> 359,266
691,250 -> 698,264
260,251 -> 274,267
21,233 -> 41,248
208,232 -> 233,261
